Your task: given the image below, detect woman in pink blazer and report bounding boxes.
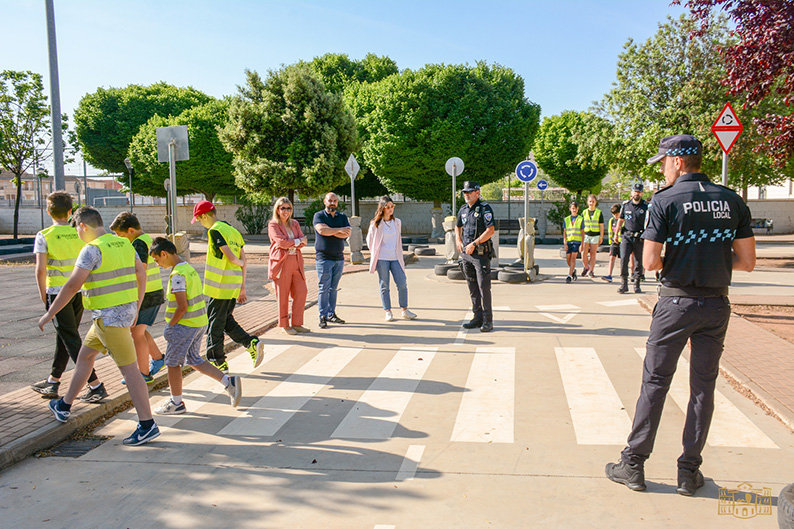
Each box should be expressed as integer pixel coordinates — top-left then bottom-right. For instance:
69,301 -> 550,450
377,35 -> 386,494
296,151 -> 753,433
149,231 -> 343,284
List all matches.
268,197 -> 309,335
366,196 -> 417,322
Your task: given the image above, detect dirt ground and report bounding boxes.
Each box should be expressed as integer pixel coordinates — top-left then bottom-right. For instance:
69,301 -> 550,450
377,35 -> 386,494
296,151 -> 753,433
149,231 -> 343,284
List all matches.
731,304 -> 794,346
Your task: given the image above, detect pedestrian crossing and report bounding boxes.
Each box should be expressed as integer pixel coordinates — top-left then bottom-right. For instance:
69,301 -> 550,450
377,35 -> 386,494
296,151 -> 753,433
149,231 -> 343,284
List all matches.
156,341 -> 778,451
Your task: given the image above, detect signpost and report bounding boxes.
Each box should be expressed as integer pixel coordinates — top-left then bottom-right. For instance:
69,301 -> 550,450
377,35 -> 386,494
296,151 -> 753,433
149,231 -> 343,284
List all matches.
445,157 -> 464,213
711,102 -> 743,186
344,154 -> 360,217
156,125 -> 189,238
515,160 -> 537,225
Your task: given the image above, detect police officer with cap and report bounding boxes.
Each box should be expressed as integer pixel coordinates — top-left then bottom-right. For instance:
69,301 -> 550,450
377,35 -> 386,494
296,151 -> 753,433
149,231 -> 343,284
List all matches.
606,134 -> 755,496
455,181 -> 496,332
616,182 -> 649,294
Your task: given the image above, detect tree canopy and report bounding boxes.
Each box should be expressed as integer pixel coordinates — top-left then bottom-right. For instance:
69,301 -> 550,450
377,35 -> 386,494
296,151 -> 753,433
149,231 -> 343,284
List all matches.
534,111 -> 609,196
355,62 -> 541,204
73,82 -> 212,176
219,66 -> 358,202
126,99 -> 241,200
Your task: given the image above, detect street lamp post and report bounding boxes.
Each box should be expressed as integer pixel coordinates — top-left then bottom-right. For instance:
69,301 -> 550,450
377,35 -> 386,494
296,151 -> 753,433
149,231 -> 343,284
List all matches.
123,158 -> 134,212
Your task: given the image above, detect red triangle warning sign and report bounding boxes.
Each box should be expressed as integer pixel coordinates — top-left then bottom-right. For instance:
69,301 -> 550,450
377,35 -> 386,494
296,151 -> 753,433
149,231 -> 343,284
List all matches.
711,102 -> 744,154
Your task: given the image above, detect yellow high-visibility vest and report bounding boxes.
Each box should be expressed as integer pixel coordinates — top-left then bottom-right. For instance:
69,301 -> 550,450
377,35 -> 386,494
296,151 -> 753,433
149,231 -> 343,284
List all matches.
166,262 -> 208,327
203,221 -> 244,299
41,224 -> 85,288
82,233 -> 138,310
608,216 -> 623,245
133,233 -> 163,293
583,208 -> 603,234
564,215 -> 584,243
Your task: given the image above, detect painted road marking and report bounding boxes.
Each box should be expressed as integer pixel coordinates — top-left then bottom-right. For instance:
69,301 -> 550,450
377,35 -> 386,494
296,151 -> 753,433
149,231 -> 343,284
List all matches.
597,299 -> 639,307
451,347 -> 515,443
536,304 -> 581,324
218,347 -> 361,437
633,348 -> 777,449
454,311 -> 474,344
555,347 -> 632,445
395,444 -> 426,481
333,347 -> 438,439
493,306 -> 512,311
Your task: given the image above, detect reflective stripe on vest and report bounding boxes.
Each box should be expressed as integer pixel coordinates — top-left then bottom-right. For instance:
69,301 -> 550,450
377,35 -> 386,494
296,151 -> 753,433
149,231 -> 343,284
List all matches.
608,217 -> 622,245
166,262 -> 208,327
82,233 -> 139,310
133,233 -> 164,293
203,221 -> 244,299
583,208 -> 603,234
42,224 -> 85,288
564,215 -> 584,242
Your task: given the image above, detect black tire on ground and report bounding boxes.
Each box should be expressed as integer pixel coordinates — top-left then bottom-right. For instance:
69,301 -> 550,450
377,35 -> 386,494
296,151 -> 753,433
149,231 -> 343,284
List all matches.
779,483 -> 794,529
490,269 -> 499,280
533,264 -> 540,275
415,247 -> 436,256
407,244 -> 428,252
505,261 -> 524,269
434,263 -> 458,275
402,244 -> 409,251
447,268 -> 465,280
412,237 -> 429,244
497,270 -> 527,283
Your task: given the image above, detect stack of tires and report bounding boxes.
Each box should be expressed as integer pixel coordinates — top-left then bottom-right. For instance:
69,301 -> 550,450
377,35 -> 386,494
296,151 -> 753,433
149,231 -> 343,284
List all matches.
435,260 -> 539,283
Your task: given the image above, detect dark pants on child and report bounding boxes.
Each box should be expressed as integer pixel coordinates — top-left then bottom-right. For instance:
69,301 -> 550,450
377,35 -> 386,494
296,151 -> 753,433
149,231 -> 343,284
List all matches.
47,292 -> 98,384
205,297 -> 255,364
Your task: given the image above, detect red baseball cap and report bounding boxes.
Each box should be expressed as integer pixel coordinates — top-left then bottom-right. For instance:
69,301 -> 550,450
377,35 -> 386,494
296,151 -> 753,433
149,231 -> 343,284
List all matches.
191,200 -> 215,224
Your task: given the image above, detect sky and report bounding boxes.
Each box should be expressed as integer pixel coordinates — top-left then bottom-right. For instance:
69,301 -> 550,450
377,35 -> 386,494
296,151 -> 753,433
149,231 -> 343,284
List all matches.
2,0 -> 689,175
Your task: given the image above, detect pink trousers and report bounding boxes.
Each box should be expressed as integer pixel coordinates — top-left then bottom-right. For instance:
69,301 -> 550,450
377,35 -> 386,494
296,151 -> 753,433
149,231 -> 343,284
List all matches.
274,254 -> 307,328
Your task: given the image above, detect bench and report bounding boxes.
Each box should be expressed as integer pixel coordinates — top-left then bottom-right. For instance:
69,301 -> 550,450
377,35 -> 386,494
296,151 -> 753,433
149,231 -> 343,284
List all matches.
751,218 -> 773,234
496,219 -> 521,234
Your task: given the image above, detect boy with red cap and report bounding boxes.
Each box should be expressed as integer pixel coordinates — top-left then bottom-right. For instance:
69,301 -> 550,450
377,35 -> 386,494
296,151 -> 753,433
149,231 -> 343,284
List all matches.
192,200 -> 263,372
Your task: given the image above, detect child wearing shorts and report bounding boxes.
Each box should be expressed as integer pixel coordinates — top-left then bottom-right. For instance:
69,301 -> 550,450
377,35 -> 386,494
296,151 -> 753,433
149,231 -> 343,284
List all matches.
602,204 -> 622,283
149,237 -> 242,414
563,201 -> 584,283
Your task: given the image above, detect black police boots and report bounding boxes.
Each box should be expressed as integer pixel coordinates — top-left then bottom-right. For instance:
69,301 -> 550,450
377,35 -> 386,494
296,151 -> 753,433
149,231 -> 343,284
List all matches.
634,277 -> 642,294
617,277 -> 629,294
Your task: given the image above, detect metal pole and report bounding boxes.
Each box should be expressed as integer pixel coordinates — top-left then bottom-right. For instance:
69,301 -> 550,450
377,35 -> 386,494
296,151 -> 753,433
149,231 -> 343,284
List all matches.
129,171 -> 134,212
452,165 -> 457,215
721,151 -> 729,187
83,160 -> 88,206
350,176 -> 356,217
507,173 -> 511,223
168,140 -> 178,237
524,181 -> 529,225
45,0 -> 65,191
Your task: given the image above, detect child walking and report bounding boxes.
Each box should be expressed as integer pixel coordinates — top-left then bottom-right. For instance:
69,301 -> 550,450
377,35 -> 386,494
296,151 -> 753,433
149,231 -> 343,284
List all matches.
149,237 -> 242,414
563,201 -> 584,283
602,204 -> 622,283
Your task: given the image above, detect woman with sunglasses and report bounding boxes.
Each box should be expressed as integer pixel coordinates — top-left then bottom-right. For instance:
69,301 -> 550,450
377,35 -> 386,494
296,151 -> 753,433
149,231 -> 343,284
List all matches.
366,196 -> 417,321
268,197 -> 309,335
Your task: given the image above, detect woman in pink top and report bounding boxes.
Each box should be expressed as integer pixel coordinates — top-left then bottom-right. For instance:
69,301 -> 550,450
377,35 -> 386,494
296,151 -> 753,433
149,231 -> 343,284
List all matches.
268,197 -> 309,335
366,196 -> 417,322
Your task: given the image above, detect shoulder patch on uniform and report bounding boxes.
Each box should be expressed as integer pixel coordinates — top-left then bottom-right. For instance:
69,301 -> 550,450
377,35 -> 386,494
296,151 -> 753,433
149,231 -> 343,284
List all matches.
484,212 -> 493,223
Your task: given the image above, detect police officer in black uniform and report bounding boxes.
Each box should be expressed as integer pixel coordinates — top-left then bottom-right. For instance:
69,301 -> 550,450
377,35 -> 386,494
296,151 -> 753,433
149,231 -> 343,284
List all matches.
616,183 -> 649,294
455,181 -> 496,332
606,134 -> 756,496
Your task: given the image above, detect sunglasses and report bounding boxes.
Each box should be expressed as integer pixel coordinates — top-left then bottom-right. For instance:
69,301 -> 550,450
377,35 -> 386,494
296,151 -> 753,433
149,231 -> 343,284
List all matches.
279,206 -> 292,211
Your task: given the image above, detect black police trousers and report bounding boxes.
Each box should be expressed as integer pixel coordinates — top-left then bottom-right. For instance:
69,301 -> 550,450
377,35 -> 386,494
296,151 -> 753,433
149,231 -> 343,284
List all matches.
620,234 -> 644,279
205,297 -> 256,363
460,252 -> 492,323
46,292 -> 98,384
621,295 -> 731,471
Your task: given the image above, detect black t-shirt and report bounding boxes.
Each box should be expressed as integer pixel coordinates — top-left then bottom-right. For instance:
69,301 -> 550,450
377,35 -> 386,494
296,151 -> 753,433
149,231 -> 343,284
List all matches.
313,210 -> 350,261
132,238 -> 164,309
620,198 -> 649,233
456,198 -> 495,245
643,172 -> 753,289
209,222 -> 240,260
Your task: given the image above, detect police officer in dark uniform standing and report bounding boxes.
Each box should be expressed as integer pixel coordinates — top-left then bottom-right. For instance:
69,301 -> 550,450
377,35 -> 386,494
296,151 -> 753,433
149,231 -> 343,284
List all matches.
455,181 -> 496,332
616,183 -> 649,294
606,134 -> 756,496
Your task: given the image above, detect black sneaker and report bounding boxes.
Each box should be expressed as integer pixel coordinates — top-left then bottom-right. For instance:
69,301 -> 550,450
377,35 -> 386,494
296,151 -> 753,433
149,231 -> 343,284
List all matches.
566,275 -> 572,284
318,316 -> 328,329
327,313 -> 346,324
676,468 -> 705,496
31,379 -> 60,399
480,321 -> 493,333
462,319 -> 483,329
605,460 -> 646,491
572,270 -> 577,281
79,382 -> 108,403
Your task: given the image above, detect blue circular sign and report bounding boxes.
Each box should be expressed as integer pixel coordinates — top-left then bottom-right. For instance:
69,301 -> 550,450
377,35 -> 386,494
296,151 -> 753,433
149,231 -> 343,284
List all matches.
515,161 -> 537,183
537,179 -> 548,191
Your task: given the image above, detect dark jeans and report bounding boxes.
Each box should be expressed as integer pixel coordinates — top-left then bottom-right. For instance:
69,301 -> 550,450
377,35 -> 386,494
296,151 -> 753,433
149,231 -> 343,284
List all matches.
47,292 -> 98,384
460,253 -> 492,323
621,295 -> 731,471
205,297 -> 255,363
620,235 -> 644,279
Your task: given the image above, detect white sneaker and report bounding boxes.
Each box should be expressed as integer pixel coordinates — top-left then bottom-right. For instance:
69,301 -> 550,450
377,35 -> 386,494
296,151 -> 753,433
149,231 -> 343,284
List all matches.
401,309 -> 417,320
155,398 -> 186,415
225,375 -> 242,407
384,310 -> 394,322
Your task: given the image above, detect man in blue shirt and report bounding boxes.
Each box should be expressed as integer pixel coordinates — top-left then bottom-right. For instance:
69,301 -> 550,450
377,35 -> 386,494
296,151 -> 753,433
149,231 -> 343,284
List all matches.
313,192 -> 351,329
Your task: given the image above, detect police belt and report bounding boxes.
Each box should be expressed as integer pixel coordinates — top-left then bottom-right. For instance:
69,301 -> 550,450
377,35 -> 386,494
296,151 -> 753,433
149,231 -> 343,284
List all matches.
624,230 -> 644,237
657,285 -> 729,298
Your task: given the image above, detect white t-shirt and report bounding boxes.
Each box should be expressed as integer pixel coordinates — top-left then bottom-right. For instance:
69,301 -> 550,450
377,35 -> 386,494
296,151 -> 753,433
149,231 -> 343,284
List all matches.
75,244 -> 140,327
377,219 -> 399,261
34,232 -> 62,295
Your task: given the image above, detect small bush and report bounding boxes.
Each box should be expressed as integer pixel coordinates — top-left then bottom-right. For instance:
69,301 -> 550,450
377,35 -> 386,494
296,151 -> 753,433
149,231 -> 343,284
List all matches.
234,202 -> 270,235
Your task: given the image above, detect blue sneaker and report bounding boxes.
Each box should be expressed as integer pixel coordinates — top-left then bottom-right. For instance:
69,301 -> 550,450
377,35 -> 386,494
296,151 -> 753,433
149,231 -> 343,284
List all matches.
601,275 -> 613,283
49,398 -> 70,423
122,423 -> 160,446
121,372 -> 154,385
148,357 -> 165,377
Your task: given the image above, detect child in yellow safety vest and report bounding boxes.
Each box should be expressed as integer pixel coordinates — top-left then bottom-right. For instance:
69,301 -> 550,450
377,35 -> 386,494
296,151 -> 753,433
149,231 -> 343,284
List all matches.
563,201 -> 584,283
191,200 -> 263,373
39,206 -> 160,446
31,192 -> 105,401
110,212 -> 166,383
601,204 -> 623,283
149,237 -> 242,414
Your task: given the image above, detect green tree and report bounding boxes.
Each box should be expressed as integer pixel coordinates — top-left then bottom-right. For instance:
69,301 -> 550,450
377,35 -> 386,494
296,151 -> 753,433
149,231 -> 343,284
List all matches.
356,62 -> 541,205
74,82 -> 211,185
219,66 -> 358,203
0,71 -> 58,238
126,99 -> 241,200
534,111 -> 609,197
